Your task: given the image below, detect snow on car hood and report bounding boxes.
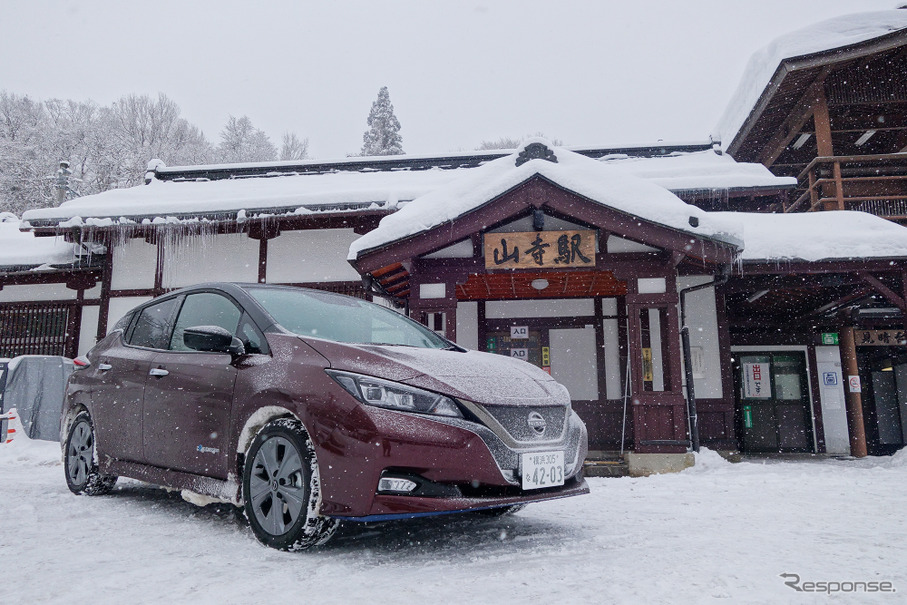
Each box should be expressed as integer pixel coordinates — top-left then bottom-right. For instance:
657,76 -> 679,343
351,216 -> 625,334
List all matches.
303,338 -> 570,407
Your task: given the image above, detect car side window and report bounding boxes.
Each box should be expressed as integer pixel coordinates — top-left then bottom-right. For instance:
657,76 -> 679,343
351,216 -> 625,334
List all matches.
237,313 -> 268,355
128,298 -> 180,349
111,311 -> 134,334
169,292 -> 242,352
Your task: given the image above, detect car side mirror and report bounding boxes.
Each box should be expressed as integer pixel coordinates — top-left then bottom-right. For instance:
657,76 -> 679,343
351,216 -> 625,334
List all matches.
183,325 -> 246,357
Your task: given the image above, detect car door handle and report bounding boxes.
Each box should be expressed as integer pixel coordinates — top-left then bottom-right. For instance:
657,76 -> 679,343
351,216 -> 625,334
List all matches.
98,363 -> 113,371
149,368 -> 169,377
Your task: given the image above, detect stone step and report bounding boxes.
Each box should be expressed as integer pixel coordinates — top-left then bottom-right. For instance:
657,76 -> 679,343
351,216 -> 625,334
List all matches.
582,459 -> 629,478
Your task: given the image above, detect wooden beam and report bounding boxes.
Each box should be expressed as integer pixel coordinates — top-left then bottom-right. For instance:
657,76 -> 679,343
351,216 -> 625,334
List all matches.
794,287 -> 873,320
858,272 -> 907,311
758,72 -> 830,167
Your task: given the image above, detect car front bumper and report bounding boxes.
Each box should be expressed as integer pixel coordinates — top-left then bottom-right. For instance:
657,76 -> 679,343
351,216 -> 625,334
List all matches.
314,402 -> 589,519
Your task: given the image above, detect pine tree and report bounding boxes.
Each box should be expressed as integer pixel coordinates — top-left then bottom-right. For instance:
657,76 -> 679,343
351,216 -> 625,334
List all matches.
360,87 -> 403,156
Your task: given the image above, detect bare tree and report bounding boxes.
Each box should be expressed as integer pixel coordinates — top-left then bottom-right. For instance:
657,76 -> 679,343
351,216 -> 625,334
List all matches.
476,133 -> 564,151
279,132 -> 309,161
216,115 -> 277,163
0,91 -> 313,215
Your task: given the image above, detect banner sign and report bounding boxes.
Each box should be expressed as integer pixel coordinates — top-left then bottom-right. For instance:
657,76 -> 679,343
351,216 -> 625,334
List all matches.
484,230 -> 596,270
743,362 -> 771,399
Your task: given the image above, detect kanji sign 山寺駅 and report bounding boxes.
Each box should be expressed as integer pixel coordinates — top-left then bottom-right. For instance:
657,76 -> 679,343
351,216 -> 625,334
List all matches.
484,230 -> 596,270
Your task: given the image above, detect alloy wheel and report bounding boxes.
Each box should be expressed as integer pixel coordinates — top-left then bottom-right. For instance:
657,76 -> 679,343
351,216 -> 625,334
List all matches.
248,435 -> 306,536
67,420 -> 93,487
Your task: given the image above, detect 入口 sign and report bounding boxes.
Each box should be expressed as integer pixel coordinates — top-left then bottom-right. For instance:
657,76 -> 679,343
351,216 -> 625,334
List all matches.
484,230 -> 596,270
510,326 -> 529,339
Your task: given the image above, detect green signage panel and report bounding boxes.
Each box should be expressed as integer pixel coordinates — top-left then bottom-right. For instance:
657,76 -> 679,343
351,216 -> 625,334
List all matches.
821,333 -> 839,345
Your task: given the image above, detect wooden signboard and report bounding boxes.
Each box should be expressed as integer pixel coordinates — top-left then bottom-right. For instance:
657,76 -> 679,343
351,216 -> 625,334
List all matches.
853,329 -> 907,346
484,230 -> 596,270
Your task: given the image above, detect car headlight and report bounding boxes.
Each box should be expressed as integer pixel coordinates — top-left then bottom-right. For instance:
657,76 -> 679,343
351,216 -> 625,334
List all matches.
326,370 -> 463,418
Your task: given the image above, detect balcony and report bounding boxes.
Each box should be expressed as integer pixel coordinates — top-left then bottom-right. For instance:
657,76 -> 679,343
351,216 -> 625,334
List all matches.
786,153 -> 907,222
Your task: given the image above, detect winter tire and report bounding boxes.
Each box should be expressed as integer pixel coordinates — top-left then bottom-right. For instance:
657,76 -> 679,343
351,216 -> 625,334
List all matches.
243,418 -> 338,550
64,411 -> 117,495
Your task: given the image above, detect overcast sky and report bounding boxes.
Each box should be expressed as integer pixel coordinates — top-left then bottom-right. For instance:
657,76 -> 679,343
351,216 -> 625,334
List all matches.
1,0 -> 899,161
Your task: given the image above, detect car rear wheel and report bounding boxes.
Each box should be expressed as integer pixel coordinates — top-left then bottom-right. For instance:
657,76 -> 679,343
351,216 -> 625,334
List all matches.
242,418 -> 338,550
64,411 -> 117,495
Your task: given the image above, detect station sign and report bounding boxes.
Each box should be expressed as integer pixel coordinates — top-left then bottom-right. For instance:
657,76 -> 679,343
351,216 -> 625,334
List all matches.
484,230 -> 596,270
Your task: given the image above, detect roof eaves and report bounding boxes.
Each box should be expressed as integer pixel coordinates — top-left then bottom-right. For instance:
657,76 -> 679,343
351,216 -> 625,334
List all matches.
23,202 -> 395,234
726,27 -> 907,157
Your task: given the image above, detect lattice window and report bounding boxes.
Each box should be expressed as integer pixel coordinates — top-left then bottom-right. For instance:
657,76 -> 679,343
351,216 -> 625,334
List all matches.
0,303 -> 74,357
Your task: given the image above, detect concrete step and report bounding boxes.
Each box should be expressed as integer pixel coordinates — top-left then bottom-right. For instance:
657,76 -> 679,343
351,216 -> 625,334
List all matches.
582,459 -> 629,478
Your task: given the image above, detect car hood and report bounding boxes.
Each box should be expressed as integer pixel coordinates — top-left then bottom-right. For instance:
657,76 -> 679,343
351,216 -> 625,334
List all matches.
302,338 -> 570,407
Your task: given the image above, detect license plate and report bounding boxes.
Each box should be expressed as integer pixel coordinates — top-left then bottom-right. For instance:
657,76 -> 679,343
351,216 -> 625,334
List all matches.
520,451 -> 565,490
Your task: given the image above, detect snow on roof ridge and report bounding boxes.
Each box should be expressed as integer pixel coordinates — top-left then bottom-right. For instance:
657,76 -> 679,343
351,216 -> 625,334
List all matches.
21,146 -> 793,230
715,9 -> 907,148
156,139 -> 717,176
348,144 -> 744,260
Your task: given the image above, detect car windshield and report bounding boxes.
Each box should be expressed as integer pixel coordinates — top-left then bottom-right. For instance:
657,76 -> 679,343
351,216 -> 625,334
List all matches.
247,287 -> 450,349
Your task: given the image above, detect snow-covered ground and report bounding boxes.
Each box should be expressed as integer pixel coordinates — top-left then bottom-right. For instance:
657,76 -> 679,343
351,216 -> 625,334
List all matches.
1,432 -> 905,604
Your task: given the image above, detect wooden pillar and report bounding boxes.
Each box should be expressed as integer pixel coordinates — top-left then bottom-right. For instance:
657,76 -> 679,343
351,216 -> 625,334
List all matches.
903,270 -> 907,335
154,234 -> 165,295
840,327 -> 868,458
813,86 -> 844,212
258,238 -> 268,283
96,233 -> 113,342
247,220 -> 280,284
814,86 -> 834,157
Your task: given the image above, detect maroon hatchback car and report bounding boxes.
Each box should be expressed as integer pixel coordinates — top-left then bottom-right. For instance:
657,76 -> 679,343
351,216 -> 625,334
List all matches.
62,283 -> 588,549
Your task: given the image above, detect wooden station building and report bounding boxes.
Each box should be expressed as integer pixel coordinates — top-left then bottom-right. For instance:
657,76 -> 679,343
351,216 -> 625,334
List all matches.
3,8 -> 907,467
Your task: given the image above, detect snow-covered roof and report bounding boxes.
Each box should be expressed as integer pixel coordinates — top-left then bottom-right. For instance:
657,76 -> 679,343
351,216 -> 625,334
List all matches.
20,168 -> 465,228
715,9 -> 907,149
713,210 -> 907,262
349,141 -> 745,260
20,145 -> 792,230
597,150 -> 795,191
0,213 -> 79,269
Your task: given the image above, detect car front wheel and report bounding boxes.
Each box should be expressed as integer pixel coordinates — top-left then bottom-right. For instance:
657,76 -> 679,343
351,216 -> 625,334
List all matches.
64,411 -> 117,495
242,418 -> 338,550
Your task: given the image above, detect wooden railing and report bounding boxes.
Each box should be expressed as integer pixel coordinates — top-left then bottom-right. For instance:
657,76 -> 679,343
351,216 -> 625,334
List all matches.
786,153 -> 907,221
